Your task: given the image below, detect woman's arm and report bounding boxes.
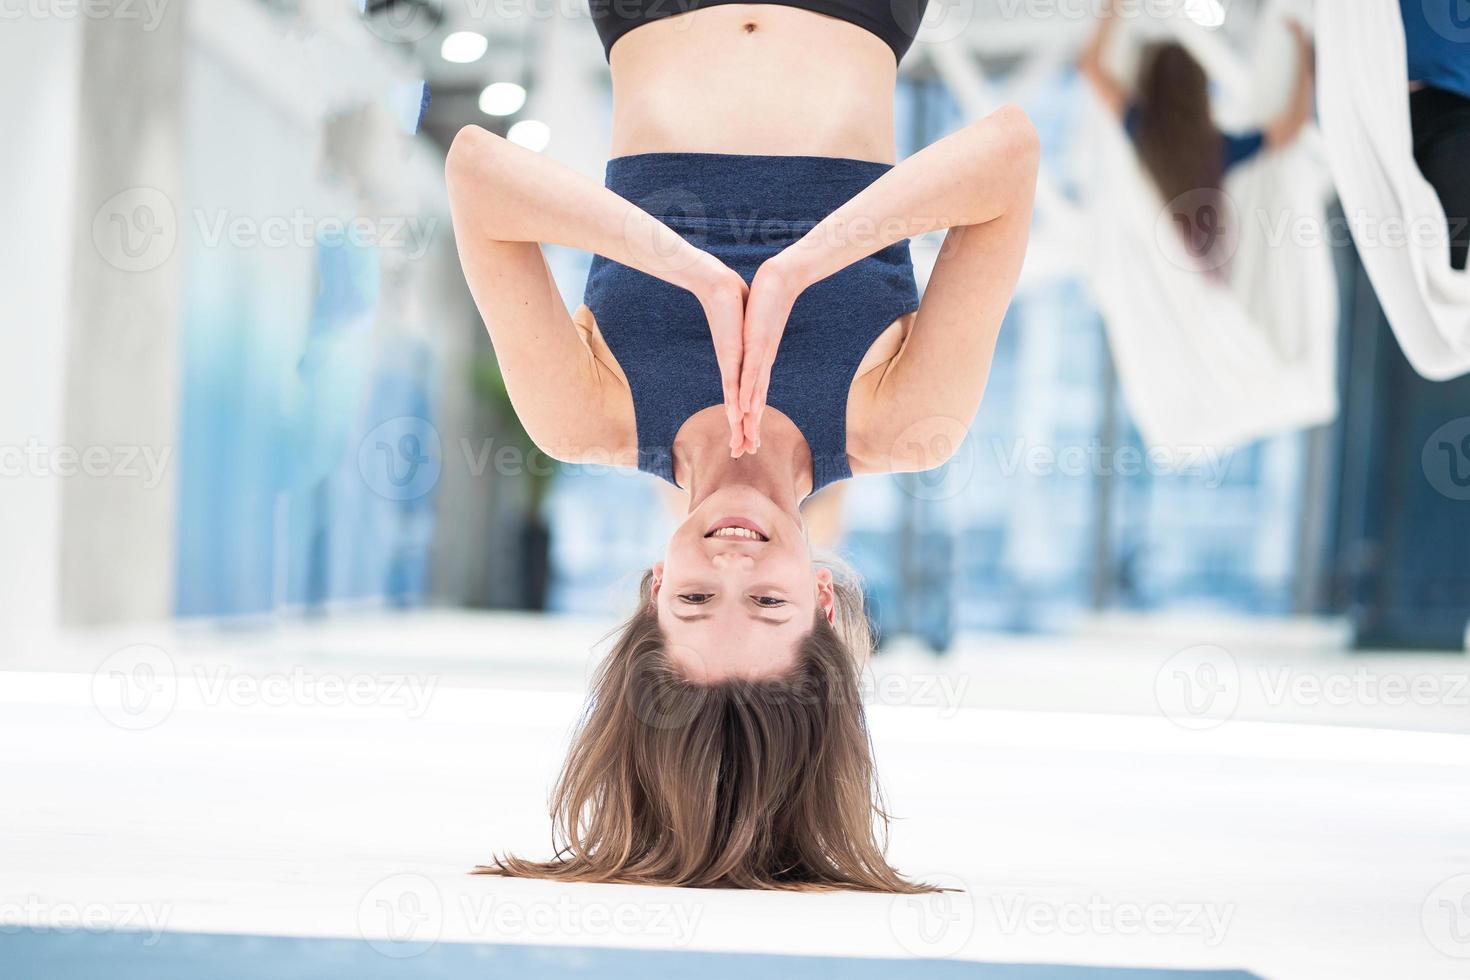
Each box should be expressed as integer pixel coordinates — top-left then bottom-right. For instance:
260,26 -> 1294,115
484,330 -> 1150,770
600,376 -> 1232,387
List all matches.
446,126 -> 750,455
1078,1 -> 1127,119
1264,20 -> 1315,148
735,106 -> 1039,462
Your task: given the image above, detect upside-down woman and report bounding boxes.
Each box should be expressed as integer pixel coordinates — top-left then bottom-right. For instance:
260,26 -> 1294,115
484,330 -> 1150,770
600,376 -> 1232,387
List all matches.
1079,3 -> 1315,265
447,0 -> 1038,890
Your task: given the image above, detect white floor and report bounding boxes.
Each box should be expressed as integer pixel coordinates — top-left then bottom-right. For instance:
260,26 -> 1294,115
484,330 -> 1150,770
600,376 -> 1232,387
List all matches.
3,611 -> 1469,978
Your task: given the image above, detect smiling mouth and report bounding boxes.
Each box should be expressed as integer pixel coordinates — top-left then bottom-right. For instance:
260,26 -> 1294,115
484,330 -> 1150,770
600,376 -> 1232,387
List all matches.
704,517 -> 770,542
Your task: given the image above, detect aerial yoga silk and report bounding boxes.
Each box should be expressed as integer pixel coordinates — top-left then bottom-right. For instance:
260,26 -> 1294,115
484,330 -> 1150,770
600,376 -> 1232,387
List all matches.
1075,8 -> 1339,450
1316,0 -> 1470,380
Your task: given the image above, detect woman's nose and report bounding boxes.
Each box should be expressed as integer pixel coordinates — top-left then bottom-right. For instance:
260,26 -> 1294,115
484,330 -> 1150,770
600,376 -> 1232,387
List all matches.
711,552 -> 755,570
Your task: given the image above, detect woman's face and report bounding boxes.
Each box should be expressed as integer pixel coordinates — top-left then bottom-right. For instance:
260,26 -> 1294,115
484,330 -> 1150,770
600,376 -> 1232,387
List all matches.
652,485 -> 835,682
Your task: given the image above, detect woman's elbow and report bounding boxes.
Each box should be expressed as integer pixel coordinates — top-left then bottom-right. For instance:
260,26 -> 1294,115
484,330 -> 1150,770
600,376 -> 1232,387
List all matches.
983,105 -> 1040,199
445,124 -> 501,191
990,105 -> 1041,175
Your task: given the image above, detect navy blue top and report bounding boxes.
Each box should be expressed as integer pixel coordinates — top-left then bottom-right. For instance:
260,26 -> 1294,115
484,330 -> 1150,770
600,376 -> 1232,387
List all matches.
1401,0 -> 1470,102
582,153 -> 919,495
1123,103 -> 1266,173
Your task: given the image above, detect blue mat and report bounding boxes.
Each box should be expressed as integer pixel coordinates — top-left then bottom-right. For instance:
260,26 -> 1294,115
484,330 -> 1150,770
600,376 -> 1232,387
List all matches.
3,929 -> 1260,980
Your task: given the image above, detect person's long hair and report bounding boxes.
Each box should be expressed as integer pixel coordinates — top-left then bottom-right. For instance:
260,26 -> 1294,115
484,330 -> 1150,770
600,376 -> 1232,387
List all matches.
476,562 -> 934,893
1134,41 -> 1231,268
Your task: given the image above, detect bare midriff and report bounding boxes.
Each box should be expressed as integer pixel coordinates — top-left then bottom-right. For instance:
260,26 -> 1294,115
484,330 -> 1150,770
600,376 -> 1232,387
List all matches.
607,4 -> 898,163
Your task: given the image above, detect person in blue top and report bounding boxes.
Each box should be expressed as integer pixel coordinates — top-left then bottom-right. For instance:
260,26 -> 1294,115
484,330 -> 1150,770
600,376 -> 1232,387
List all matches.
446,0 -> 1038,893
1401,0 -> 1470,269
1079,2 -> 1315,267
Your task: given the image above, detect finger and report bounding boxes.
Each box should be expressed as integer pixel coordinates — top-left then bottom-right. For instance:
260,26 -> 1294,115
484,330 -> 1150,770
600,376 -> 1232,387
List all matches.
753,369 -> 773,448
723,385 -> 742,451
714,343 -> 743,445
738,338 -> 767,414
742,336 -> 778,416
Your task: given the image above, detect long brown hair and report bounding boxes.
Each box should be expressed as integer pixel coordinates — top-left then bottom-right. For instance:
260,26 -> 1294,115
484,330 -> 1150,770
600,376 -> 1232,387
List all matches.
477,566 -> 934,893
1134,42 -> 1231,268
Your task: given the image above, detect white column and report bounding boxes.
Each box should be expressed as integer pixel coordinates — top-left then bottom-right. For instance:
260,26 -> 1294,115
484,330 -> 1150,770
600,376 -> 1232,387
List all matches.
0,16 -> 85,645
57,0 -> 186,626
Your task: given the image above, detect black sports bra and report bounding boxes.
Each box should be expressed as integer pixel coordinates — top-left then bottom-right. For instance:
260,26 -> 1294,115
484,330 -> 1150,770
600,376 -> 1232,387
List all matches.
589,0 -> 930,63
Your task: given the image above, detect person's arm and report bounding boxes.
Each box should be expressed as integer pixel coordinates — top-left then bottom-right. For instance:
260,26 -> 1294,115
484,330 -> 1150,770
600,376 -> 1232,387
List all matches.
446,126 -> 750,454
1078,1 -> 1127,119
1264,19 -> 1315,148
734,106 -> 1039,451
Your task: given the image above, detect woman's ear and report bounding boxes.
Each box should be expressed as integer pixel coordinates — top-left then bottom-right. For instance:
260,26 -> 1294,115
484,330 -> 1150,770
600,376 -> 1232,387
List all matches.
650,562 -> 664,605
815,566 -> 836,625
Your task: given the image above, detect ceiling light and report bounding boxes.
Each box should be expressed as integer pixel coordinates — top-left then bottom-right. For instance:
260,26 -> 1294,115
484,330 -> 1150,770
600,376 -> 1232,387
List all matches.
440,31 -> 487,64
1183,0 -> 1225,29
507,119 -> 550,152
479,82 -> 527,117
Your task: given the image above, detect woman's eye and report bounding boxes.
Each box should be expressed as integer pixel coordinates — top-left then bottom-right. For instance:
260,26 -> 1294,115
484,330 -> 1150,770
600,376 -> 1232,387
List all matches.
752,596 -> 788,607
677,593 -> 712,604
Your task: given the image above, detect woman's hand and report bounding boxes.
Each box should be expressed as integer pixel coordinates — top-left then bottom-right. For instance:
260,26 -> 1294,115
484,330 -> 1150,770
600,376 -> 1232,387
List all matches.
691,257 -> 753,456
736,256 -> 806,454
1266,18 -> 1316,148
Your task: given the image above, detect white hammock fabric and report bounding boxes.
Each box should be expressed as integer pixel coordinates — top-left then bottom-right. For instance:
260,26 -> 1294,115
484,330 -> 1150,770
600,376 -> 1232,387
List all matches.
1316,0 -> 1470,380
1076,13 -> 1339,450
